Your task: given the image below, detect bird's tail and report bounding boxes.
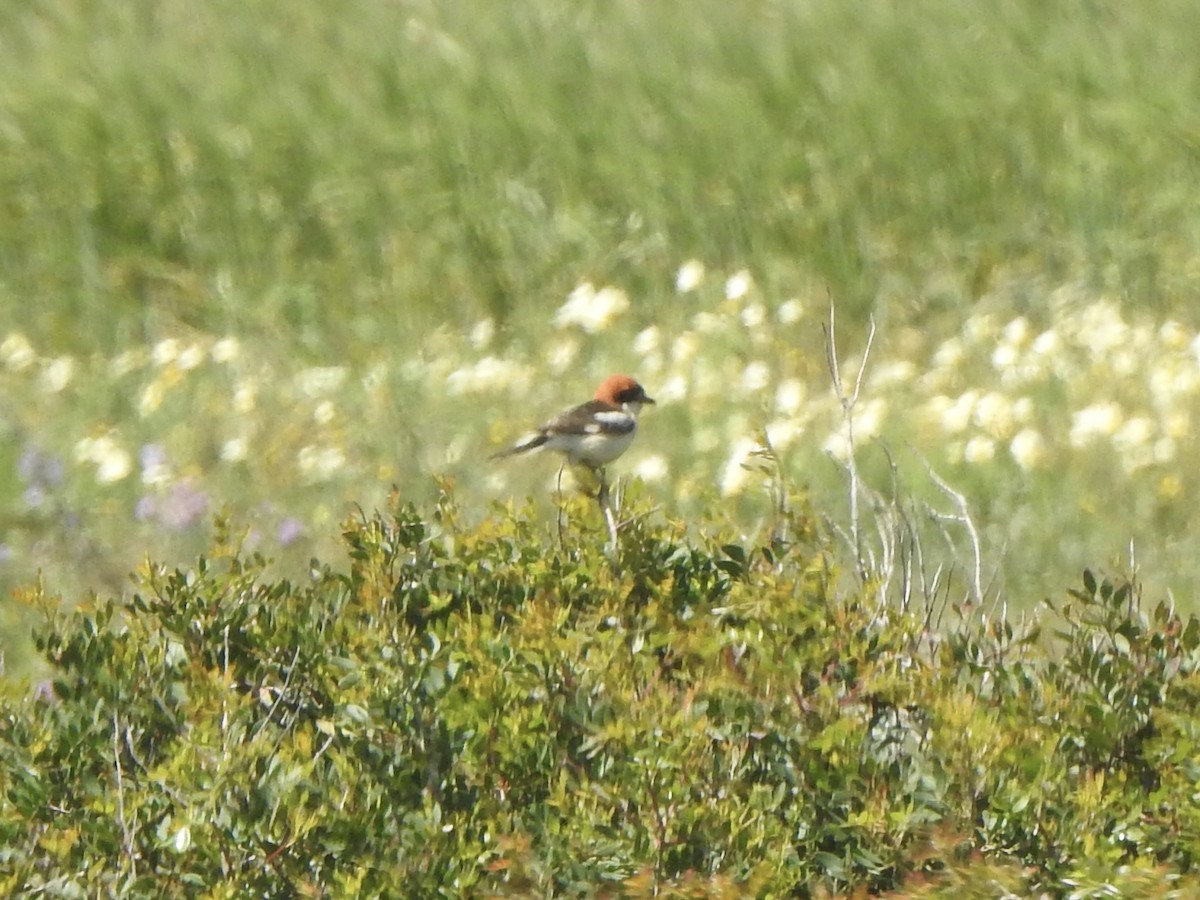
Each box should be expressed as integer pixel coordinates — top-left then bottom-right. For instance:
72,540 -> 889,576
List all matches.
489,431 -> 548,460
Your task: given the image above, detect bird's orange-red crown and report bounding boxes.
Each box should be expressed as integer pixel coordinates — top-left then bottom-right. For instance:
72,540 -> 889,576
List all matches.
594,374 -> 647,405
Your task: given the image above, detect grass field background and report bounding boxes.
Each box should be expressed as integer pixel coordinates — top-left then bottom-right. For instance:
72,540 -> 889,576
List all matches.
4,0 -> 1200,675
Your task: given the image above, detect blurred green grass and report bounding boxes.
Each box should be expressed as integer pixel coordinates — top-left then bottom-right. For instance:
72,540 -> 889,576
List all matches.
4,0 -> 1200,358
4,0 -> 1200,679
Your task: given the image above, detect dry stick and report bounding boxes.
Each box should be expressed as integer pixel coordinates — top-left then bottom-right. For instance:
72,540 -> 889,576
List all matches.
919,456 -> 984,608
884,442 -> 957,624
823,304 -> 879,590
112,710 -> 137,879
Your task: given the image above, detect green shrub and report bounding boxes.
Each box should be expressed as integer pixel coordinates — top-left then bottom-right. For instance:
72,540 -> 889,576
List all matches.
2,491 -> 1200,896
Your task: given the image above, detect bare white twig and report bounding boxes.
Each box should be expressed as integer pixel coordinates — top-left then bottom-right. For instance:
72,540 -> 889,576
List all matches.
919,456 -> 984,607
112,710 -> 137,878
824,303 -> 879,595
822,299 -> 994,627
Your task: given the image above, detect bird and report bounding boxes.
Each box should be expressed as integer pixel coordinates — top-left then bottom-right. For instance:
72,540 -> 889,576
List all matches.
490,374 -> 655,473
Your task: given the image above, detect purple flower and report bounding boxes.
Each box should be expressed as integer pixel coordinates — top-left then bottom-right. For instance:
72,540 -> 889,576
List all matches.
276,517 -> 304,546
42,456 -> 65,486
136,480 -> 209,531
140,443 -> 169,472
33,680 -> 57,703
17,446 -> 65,488
135,495 -> 157,521
159,480 -> 209,531
17,448 -> 39,483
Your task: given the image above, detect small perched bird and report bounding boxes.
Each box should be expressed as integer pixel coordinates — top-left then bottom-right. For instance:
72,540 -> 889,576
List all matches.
491,374 -> 655,472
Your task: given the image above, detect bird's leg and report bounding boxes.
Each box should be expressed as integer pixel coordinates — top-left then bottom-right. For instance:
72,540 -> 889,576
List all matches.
596,467 -> 619,556
556,461 -> 567,547
596,467 -> 610,508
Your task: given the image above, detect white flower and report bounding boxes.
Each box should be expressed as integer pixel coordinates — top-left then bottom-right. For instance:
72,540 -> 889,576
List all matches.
109,350 -> 145,377
632,454 -> 669,482
1,332 -> 35,371
314,401 -> 336,425
932,337 -> 965,371
871,360 -> 916,389
1002,317 -> 1031,347
853,397 -> 887,441
1149,359 -> 1200,406
655,374 -> 688,403
1078,300 -> 1128,357
963,436 -> 996,464
973,391 -> 1016,440
1009,428 -> 1048,470
298,445 -> 346,481
724,270 -> 753,301
40,357 -> 75,393
97,446 -> 131,487
740,303 -> 766,329
233,382 -> 257,413
1159,320 -> 1189,351
991,343 -> 1019,370
963,314 -> 997,343
141,446 -> 172,487
470,318 -> 495,349
211,337 -> 240,363
740,361 -> 771,394
765,418 -> 801,450
1031,329 -> 1061,356
76,434 -> 132,484
718,436 -> 763,497
220,437 -> 249,462
446,357 -> 526,396
152,338 -> 181,367
775,379 -> 806,415
941,391 -> 978,434
639,351 -> 663,375
1012,396 -> 1034,423
295,366 -> 348,397
177,344 -> 205,371
777,299 -> 804,325
546,337 -> 579,373
1154,437 -> 1177,464
1114,416 -> 1154,452
1070,401 -> 1123,448
822,429 -> 852,462
554,283 -> 629,333
671,332 -> 699,364
633,326 -> 661,356
675,260 -> 705,293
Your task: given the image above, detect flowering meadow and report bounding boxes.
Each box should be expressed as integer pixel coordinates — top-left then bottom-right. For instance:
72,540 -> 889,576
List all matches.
4,0 -> 1200,679
6,264 -> 1200,633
